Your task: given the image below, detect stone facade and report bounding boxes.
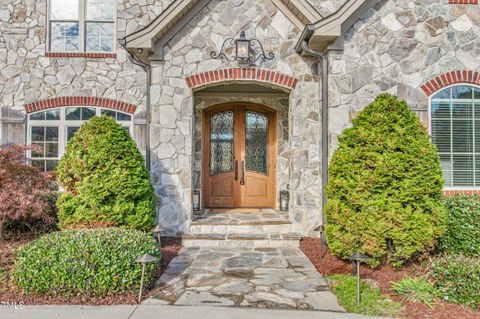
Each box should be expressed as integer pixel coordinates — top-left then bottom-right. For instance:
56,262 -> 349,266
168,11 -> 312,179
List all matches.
1,0 -> 479,235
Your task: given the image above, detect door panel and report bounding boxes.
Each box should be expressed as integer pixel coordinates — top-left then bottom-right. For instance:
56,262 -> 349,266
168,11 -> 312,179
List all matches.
203,104 -> 276,208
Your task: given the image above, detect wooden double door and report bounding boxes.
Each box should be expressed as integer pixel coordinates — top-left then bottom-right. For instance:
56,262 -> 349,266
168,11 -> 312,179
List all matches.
203,103 -> 276,208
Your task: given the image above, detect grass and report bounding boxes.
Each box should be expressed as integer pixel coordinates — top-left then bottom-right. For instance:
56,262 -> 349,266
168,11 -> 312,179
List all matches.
391,277 -> 440,308
327,274 -> 403,317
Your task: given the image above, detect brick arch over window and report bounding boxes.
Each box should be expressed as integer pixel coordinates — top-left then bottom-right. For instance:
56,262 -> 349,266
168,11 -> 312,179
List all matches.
185,68 -> 299,91
421,70 -> 480,96
24,96 -> 137,114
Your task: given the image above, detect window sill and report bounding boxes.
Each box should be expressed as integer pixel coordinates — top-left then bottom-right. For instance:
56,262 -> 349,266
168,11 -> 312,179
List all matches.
45,52 -> 116,59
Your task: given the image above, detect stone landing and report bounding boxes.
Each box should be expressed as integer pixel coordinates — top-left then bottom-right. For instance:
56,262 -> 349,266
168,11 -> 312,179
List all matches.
146,247 -> 345,312
183,210 -> 302,248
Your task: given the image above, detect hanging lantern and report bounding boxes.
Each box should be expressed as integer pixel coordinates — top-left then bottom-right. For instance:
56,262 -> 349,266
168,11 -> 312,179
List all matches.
193,190 -> 201,211
236,31 -> 250,60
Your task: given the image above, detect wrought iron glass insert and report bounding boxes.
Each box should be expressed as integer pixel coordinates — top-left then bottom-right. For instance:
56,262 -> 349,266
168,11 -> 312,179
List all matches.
245,111 -> 268,175
210,111 -> 234,175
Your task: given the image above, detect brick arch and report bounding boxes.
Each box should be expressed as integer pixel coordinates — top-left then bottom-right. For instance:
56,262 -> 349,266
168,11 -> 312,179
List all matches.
185,68 -> 298,91
421,70 -> 480,96
24,96 -> 137,114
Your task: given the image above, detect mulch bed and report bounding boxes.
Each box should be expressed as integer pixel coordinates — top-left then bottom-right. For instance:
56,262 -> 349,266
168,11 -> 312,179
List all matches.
0,234 -> 182,305
300,237 -> 480,319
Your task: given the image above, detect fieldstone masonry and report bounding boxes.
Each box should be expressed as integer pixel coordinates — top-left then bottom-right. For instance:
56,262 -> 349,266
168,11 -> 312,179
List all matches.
1,0 -> 479,235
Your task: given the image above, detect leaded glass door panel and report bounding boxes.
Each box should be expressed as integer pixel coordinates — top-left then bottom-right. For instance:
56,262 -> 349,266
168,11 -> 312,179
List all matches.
203,104 -> 276,208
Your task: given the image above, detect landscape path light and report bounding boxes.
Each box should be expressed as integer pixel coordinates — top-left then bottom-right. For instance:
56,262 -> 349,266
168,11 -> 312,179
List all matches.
135,253 -> 158,303
151,224 -> 164,248
349,252 -> 371,305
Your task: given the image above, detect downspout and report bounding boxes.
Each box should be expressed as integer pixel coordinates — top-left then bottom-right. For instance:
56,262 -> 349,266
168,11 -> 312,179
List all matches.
118,39 -> 152,171
301,41 -> 328,232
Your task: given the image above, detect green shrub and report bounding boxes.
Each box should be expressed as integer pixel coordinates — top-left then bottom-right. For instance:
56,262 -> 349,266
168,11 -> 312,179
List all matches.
327,274 -> 403,317
441,195 -> 480,256
56,115 -> 156,230
326,93 -> 445,267
391,277 -> 440,308
430,255 -> 480,309
13,228 -> 159,297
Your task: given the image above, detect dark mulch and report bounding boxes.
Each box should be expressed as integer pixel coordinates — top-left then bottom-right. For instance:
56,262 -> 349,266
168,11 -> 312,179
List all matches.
301,237 -> 480,319
0,234 -> 182,305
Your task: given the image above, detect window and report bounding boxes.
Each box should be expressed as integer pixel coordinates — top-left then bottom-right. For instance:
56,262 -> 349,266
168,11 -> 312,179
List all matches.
49,0 -> 115,53
431,85 -> 480,188
28,107 -> 132,171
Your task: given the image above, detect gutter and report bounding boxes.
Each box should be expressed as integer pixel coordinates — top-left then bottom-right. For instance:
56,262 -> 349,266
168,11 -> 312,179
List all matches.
300,40 -> 329,233
118,39 -> 152,171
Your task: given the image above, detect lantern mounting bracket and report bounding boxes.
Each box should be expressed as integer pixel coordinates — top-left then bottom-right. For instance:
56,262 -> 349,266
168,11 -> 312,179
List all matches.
210,31 -> 274,66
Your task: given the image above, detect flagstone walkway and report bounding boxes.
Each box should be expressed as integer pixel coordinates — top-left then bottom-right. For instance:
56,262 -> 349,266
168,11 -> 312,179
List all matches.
146,247 -> 345,312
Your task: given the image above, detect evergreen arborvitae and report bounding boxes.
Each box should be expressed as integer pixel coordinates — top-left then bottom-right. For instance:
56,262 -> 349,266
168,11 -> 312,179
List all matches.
56,115 -> 155,230
326,93 -> 445,267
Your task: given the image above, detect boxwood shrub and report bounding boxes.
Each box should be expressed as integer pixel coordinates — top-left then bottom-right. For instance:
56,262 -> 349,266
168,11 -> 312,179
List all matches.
441,195 -> 480,256
326,93 -> 446,267
56,115 -> 156,230
13,228 -> 160,297
430,255 -> 480,310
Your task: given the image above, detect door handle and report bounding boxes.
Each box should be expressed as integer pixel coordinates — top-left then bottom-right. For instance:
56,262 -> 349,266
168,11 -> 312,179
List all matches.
234,160 -> 238,180
240,160 -> 245,185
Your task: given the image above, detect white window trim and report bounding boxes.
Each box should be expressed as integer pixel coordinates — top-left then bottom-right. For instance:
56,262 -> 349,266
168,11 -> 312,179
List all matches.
27,107 -> 133,171
47,0 -> 117,53
428,83 -> 480,190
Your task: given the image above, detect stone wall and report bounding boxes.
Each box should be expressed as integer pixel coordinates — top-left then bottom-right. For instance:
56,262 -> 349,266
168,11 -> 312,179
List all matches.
149,0 -> 321,235
328,0 -> 480,153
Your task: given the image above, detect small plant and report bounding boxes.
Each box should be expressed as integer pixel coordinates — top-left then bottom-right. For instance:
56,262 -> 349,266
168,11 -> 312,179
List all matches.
327,274 -> 403,317
441,195 -> 480,256
326,94 -> 445,267
0,145 -> 55,240
13,228 -> 160,297
429,255 -> 480,310
391,277 -> 440,308
56,116 -> 156,230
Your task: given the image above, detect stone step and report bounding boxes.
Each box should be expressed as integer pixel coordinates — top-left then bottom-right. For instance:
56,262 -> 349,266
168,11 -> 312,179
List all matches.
182,232 -> 301,248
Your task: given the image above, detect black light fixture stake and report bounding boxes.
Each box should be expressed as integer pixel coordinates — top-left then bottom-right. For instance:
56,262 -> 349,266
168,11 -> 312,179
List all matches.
314,225 -> 326,260
349,252 -> 371,305
210,31 -> 274,65
135,253 -> 158,303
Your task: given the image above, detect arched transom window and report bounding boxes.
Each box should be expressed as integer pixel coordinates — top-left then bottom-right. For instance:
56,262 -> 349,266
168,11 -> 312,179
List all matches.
28,107 -> 132,171
431,85 -> 480,188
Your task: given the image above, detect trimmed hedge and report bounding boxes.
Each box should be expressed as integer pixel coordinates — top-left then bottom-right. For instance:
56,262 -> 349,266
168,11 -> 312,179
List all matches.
326,93 -> 446,267
430,255 -> 480,310
13,228 -> 160,297
56,115 -> 156,230
441,195 -> 480,256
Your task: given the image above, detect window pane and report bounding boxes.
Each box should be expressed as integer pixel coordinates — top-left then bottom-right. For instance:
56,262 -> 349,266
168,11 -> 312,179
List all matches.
31,160 -> 45,171
45,143 -> 59,158
45,109 -> 60,120
50,22 -> 79,52
117,112 -> 131,121
452,120 -> 473,153
66,107 -> 81,120
452,102 -> 472,118
453,154 -> 474,186
45,127 -> 59,142
46,160 -> 59,171
432,88 -> 450,100
31,127 -> 44,142
210,111 -> 234,174
101,109 -> 116,118
475,88 -> 480,100
439,153 -> 452,187
30,112 -> 45,121
452,85 -> 473,100
431,102 -> 451,119
82,107 -> 96,120
431,120 -> 451,153
86,0 -> 115,20
86,22 -> 114,52
67,127 -> 80,141
31,143 -> 44,158
50,0 -> 78,19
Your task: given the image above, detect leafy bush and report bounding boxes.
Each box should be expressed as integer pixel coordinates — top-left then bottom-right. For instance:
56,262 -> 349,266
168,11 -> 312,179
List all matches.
327,274 -> 403,317
441,195 -> 480,256
13,228 -> 160,297
326,93 -> 445,267
391,277 -> 440,308
430,255 -> 480,310
56,115 -> 156,230
0,145 -> 55,240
